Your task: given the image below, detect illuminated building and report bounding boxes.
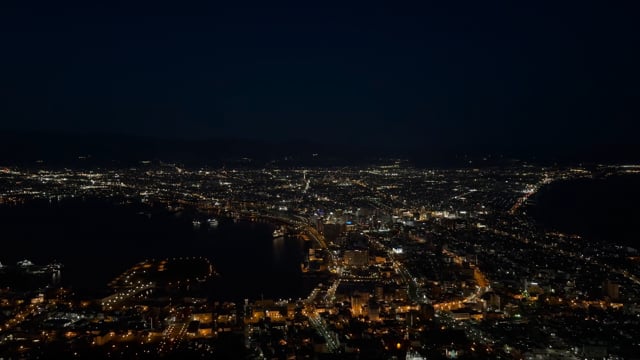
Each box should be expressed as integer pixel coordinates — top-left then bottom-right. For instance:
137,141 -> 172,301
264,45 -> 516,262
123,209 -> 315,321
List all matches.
343,249 -> 369,267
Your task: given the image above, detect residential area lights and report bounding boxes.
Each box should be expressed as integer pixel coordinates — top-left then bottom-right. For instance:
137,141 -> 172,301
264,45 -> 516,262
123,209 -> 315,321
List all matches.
0,162 -> 638,359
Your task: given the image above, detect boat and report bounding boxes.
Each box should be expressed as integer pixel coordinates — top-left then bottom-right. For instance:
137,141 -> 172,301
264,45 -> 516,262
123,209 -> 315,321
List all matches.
207,218 -> 219,228
272,226 -> 285,238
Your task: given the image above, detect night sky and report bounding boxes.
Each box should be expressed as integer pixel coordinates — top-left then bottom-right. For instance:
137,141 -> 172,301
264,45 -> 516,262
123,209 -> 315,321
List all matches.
1,1 -> 638,148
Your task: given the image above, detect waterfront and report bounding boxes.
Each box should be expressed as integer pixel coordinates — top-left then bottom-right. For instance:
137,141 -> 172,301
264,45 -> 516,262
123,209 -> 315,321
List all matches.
0,198 -> 313,300
530,173 -> 640,248
2,164 -> 640,359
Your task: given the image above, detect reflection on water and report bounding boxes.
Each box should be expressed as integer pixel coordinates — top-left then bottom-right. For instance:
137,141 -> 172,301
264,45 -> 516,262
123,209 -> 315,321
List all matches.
530,174 -> 640,247
200,221 -> 313,301
273,236 -> 285,263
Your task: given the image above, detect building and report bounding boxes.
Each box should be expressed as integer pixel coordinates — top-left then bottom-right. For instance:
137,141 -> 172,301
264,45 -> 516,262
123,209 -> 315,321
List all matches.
603,280 -> 620,301
343,250 -> 369,267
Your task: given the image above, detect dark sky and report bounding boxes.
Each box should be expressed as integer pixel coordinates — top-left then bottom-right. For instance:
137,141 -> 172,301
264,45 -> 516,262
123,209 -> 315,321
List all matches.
0,1 -> 638,148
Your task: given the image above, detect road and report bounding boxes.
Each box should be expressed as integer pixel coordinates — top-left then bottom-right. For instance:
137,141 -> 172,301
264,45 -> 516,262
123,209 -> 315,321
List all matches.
101,282 -> 155,310
157,322 -> 188,355
0,299 -> 43,333
306,312 -> 339,353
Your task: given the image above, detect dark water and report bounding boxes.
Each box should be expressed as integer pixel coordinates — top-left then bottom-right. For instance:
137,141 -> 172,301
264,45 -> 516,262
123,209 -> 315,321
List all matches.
0,198 -> 313,301
529,174 -> 640,248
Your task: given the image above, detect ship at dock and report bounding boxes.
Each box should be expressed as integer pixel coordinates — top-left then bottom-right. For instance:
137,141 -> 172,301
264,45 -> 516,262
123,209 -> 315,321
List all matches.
272,226 -> 286,239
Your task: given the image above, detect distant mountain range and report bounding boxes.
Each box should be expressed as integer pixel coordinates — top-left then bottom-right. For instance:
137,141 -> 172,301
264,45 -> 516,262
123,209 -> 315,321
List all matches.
0,130 -> 639,168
